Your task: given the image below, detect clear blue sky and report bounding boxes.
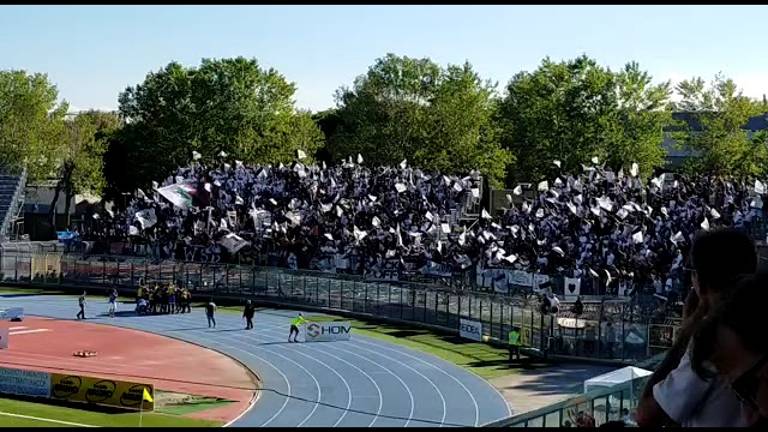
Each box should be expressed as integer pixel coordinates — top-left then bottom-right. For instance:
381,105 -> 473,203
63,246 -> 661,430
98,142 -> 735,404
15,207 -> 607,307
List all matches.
2,5 -> 767,113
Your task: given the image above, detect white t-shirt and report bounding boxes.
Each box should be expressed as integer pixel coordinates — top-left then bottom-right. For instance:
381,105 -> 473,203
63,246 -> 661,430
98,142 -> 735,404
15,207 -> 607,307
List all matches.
653,349 -> 755,427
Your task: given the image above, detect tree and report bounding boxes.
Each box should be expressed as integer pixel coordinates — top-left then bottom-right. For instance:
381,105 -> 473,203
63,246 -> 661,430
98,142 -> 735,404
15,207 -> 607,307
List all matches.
673,74 -> 765,177
330,54 -> 512,187
50,111 -> 120,225
0,70 -> 68,181
498,56 -> 672,183
110,57 -> 324,193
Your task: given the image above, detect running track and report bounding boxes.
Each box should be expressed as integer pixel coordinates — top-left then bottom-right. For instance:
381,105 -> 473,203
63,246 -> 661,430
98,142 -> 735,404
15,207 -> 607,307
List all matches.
0,294 -> 512,427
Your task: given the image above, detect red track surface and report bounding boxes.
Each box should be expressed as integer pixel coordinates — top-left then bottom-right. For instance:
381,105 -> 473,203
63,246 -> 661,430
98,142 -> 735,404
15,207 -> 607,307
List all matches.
0,317 -> 259,423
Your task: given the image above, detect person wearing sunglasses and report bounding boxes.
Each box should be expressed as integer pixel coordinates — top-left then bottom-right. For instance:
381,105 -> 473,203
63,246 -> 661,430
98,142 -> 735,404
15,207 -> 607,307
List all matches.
690,272 -> 768,427
636,228 -> 758,427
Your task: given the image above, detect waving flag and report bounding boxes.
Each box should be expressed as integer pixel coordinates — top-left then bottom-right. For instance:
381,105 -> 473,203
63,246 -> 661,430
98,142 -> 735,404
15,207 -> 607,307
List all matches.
156,183 -> 196,209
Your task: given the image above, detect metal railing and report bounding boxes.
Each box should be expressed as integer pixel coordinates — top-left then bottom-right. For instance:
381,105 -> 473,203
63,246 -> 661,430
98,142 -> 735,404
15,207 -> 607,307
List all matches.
0,251 -> 679,363
0,167 -> 27,241
484,375 -> 649,427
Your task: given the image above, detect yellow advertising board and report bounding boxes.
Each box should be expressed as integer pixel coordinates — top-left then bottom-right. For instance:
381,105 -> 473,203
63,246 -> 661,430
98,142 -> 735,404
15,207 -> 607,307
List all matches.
50,373 -> 154,411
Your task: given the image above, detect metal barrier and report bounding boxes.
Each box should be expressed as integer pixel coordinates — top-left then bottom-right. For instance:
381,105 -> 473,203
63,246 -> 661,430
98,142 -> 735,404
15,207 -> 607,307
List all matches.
484,375 -> 649,427
0,251 -> 676,363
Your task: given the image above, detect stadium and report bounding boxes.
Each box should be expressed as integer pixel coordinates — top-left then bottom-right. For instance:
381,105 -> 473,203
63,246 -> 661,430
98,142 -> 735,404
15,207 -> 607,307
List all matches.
3,5 -> 768,429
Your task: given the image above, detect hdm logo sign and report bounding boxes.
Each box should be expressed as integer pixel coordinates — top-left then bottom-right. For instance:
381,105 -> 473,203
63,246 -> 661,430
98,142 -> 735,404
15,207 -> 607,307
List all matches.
304,322 -> 352,342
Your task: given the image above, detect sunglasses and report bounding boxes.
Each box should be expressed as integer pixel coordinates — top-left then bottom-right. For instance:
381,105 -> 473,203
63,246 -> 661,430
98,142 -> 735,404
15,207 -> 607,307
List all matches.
732,354 -> 768,410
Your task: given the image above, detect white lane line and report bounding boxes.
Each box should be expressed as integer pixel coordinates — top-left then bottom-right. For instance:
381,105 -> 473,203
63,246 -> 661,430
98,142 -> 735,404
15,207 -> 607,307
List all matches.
0,411 -> 98,427
254,345 -> 322,427
330,344 -> 415,427
112,316 -> 294,428
356,338 -> 480,427
9,328 -> 49,335
348,341 -> 447,427
299,344 -> 383,427
258,337 -> 353,427
9,326 -> 27,330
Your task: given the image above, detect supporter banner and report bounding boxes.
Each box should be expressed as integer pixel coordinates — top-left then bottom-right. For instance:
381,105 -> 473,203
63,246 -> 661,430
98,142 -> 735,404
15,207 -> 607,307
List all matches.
533,274 -> 551,293
156,183 -> 196,209
507,270 -> 534,287
304,321 -> 352,342
0,367 -> 50,397
459,318 -> 483,342
0,307 -> 23,321
50,373 -> 154,411
422,261 -> 453,278
564,277 -> 581,300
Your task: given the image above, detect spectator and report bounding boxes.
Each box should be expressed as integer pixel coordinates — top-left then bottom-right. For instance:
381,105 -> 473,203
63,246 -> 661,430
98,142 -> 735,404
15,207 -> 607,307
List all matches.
690,272 -> 768,427
636,228 -> 758,427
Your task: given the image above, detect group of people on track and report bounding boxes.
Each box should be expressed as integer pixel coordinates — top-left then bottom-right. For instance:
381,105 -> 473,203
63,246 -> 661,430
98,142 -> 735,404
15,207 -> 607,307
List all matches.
135,282 -> 192,315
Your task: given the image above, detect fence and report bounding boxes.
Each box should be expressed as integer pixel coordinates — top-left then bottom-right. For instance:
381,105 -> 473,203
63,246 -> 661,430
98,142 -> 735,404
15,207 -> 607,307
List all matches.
484,374 -> 649,427
0,251 -> 679,363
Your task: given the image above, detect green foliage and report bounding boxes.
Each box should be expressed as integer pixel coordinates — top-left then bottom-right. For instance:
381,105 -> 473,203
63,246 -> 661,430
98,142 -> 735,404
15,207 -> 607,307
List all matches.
329,54 -> 512,187
63,110 -> 120,197
0,70 -> 68,180
498,55 -> 672,183
111,57 -> 324,192
673,74 -> 766,177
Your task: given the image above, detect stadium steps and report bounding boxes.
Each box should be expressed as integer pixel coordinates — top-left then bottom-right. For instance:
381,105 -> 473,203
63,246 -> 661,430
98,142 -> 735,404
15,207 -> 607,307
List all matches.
0,170 -> 27,241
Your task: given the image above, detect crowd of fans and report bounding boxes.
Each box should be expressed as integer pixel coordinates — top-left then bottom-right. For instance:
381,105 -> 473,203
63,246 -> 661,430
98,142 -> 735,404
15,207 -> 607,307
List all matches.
80,153 -> 768,300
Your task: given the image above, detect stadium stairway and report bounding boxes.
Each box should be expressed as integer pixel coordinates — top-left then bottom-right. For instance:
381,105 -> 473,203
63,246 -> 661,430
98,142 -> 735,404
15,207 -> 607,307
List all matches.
0,170 -> 27,241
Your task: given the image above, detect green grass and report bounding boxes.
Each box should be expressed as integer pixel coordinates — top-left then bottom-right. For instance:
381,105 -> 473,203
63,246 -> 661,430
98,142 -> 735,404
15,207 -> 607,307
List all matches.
213,305 -> 517,379
0,397 -> 223,428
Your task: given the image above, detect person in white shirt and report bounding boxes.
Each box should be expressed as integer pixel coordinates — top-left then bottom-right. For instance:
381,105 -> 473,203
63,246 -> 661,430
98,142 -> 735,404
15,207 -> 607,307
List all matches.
636,229 -> 758,427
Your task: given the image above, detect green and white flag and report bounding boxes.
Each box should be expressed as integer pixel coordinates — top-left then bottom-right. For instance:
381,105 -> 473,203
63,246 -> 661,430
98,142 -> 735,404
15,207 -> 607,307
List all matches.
156,183 -> 196,209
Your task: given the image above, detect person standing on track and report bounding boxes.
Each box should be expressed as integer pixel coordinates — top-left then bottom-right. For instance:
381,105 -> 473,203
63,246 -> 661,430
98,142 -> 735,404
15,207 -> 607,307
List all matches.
243,300 -> 255,330
107,287 -> 118,318
206,298 -> 217,328
77,291 -> 87,320
288,313 -> 306,343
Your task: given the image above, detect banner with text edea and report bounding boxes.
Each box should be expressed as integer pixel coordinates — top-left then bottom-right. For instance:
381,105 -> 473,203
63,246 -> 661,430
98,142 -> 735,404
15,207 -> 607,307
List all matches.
50,373 -> 154,411
459,318 -> 483,342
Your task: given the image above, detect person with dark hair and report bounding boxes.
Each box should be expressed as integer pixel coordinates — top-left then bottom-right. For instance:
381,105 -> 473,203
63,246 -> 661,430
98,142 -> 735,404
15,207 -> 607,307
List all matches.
76,291 -> 87,320
205,298 -> 217,328
243,300 -> 255,330
689,272 -> 768,427
636,228 -> 758,427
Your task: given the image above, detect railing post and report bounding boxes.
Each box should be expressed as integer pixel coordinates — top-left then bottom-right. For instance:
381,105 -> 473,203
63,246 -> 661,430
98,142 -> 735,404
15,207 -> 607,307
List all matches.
328,278 -> 331,307
364,283 -> 368,314
490,299 -> 494,340
400,287 -> 404,319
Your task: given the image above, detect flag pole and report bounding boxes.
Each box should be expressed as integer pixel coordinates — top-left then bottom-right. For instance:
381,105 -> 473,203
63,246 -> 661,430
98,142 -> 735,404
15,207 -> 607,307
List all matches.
139,401 -> 143,428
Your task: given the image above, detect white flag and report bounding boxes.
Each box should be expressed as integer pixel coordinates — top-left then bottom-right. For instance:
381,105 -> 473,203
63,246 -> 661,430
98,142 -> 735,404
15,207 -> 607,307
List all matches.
219,233 -> 249,253
513,185 -> 523,195
591,156 -> 599,165
400,159 -> 407,169
156,183 -> 196,209
357,153 -> 364,164
553,160 -> 561,168
537,181 -> 549,192
192,150 -> 202,160
632,231 -> 644,244
700,218 -> 710,231
756,180 -> 766,195
441,223 -> 451,234
630,162 -> 639,177
481,209 -> 492,220
395,183 -> 407,193
297,149 -> 307,160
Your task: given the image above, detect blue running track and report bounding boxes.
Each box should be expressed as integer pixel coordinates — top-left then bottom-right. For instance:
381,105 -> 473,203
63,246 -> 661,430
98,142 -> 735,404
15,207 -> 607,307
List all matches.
0,294 -> 512,427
